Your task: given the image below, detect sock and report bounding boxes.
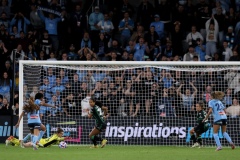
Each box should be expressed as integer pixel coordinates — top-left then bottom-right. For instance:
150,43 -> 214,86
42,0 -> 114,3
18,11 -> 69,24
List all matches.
91,136 -> 97,146
32,136 -> 38,145
223,132 -> 233,144
23,133 -> 31,143
94,135 -> 103,142
213,134 -> 221,147
190,135 -> 196,143
30,135 -> 34,142
38,131 -> 45,141
197,136 -> 202,145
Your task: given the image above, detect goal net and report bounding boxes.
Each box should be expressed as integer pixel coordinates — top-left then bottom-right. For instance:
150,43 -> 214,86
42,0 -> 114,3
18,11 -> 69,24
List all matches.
19,61 -> 240,146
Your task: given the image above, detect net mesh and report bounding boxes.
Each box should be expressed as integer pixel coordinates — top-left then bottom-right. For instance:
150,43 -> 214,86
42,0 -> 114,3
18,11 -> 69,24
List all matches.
20,63 -> 240,146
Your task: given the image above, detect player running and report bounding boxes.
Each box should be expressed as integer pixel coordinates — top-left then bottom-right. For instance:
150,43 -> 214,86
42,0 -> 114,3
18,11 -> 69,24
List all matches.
190,101 -> 210,148
202,91 -> 235,151
88,97 -> 107,148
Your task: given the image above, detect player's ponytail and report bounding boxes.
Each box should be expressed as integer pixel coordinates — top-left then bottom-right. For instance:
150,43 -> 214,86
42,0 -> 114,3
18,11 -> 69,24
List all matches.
211,91 -> 224,100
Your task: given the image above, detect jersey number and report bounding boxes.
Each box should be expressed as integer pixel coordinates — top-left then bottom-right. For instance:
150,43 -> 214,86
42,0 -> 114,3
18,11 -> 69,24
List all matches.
215,103 -> 224,111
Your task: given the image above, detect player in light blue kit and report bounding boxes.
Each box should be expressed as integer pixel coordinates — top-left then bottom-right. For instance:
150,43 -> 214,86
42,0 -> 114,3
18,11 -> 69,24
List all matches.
203,91 -> 235,151
34,93 -> 55,142
16,97 -> 40,150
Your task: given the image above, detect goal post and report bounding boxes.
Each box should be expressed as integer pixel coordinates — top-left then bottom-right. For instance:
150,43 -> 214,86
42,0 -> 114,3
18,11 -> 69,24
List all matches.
19,61 -> 240,146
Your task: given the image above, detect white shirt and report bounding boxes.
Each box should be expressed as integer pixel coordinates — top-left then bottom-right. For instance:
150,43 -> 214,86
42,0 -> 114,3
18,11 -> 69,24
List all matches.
81,96 -> 91,117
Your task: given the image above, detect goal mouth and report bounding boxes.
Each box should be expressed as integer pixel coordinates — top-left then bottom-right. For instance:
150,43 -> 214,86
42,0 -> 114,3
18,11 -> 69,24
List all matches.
18,61 -> 240,146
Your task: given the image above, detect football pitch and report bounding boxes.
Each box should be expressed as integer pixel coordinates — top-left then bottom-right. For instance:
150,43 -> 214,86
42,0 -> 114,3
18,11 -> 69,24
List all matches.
0,144 -> 238,160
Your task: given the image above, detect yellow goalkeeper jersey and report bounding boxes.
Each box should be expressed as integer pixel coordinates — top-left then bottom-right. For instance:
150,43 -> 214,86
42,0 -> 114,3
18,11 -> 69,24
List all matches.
7,136 -> 20,146
39,134 -> 64,147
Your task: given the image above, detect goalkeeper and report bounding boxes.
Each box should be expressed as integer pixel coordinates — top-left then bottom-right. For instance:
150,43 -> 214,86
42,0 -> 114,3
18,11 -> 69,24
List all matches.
190,101 -> 210,148
6,128 -> 70,148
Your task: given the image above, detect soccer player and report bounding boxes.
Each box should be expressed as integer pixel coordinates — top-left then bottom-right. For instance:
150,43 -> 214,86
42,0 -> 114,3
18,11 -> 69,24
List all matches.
190,101 -> 210,148
88,97 -> 107,148
34,93 -> 55,141
15,97 -> 40,150
5,128 -> 70,148
202,91 -> 235,151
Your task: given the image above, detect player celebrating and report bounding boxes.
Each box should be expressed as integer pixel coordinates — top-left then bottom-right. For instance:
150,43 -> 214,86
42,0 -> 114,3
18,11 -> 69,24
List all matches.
202,91 -> 235,151
88,97 -> 107,148
190,101 -> 210,148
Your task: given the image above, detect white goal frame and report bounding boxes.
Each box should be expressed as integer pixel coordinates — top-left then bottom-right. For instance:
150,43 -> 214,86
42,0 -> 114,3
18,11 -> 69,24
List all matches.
18,61 -> 240,141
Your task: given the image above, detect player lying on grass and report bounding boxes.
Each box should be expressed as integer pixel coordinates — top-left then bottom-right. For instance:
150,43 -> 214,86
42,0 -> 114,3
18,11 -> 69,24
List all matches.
190,101 -> 210,148
88,97 -> 107,148
6,128 -> 71,148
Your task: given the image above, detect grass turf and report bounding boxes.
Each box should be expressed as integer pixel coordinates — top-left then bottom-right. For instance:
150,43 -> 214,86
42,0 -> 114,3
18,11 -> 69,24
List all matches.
0,144 -> 238,160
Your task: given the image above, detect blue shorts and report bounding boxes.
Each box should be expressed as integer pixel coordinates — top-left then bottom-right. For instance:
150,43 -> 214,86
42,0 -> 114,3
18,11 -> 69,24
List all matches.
213,119 -> 227,126
28,123 -> 41,130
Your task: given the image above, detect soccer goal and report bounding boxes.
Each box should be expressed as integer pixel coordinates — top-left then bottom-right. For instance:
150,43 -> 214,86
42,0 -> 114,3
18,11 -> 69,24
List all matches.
19,61 -> 240,146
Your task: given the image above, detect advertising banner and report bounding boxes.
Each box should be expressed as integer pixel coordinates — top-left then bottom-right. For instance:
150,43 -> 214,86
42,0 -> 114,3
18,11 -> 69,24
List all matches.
0,116 -> 239,146
41,116 -> 240,146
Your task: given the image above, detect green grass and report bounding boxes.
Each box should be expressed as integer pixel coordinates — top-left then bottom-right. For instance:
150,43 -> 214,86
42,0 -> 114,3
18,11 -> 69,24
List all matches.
0,144 -> 238,160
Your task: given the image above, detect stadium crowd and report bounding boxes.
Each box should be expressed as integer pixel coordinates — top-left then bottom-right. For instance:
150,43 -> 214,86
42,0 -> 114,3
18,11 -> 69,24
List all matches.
0,0 -> 240,117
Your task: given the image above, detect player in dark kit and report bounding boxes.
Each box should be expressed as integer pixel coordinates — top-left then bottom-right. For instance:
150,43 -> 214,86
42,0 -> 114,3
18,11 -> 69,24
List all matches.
88,98 -> 107,148
190,101 -> 210,148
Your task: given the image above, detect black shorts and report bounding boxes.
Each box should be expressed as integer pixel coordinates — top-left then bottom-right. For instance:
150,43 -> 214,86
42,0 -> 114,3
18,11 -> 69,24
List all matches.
28,123 -> 41,130
95,123 -> 106,132
194,123 -> 210,134
214,119 -> 227,125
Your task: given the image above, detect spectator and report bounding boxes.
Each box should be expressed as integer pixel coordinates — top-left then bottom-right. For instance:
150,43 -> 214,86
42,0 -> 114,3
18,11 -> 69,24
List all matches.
80,32 -> 91,49
2,60 -> 12,80
118,11 -> 134,48
96,32 -> 109,61
88,6 -> 104,50
38,10 -> 62,52
47,51 -> 57,61
0,97 -> 11,115
37,50 -> 47,60
63,92 -> 79,116
224,88 -> 233,108
144,26 -> 159,50
130,24 -> 144,43
183,45 -> 199,61
26,44 -> 37,60
51,77 -> 65,95
46,67 -> 56,88
226,98 -> 240,118
229,50 -> 240,61
47,95 -> 62,116
171,23 -> 185,57
133,37 -> 150,61
150,14 -> 164,40
214,6 -> 226,45
224,26 -> 235,50
195,38 -> 206,61
29,86 -> 38,98
160,71 -> 175,89
39,77 -> 52,102
220,41 -> 233,61
10,12 -> 30,34
58,69 -> 69,86
40,30 -> 52,56
23,84 -> 30,101
205,16 -> 218,57
176,82 -> 198,116
186,25 -> 204,47
136,0 -> 154,31
97,13 -> 114,41
0,12 -> 10,32
0,72 -> 11,101
29,3 -> 44,32
70,4 -> 87,50
0,0 -> 10,18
